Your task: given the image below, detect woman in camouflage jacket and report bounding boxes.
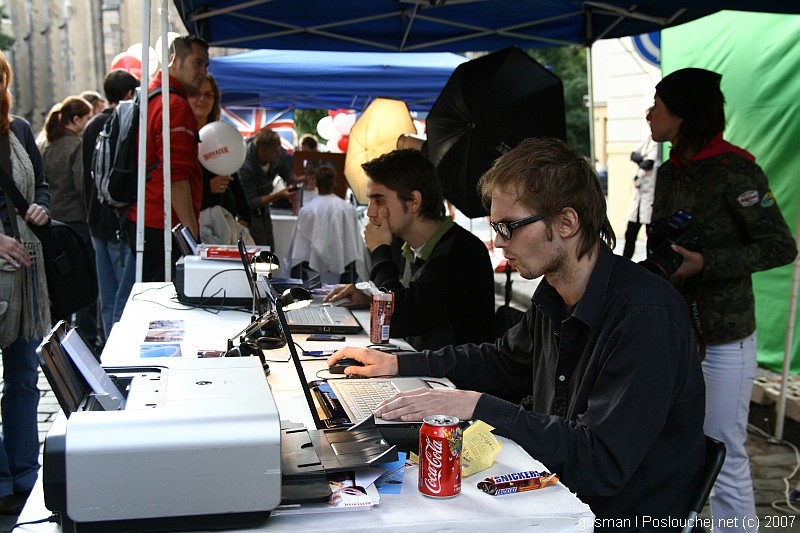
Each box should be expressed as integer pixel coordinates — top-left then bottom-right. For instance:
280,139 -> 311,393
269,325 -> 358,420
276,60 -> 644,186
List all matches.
648,67 -> 796,533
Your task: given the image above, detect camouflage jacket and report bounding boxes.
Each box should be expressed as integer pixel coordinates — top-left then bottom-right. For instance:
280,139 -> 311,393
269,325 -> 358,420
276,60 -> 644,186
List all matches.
651,152 -> 796,344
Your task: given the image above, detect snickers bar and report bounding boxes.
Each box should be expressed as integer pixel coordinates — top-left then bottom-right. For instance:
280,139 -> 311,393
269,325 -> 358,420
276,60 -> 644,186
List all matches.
477,470 -> 559,496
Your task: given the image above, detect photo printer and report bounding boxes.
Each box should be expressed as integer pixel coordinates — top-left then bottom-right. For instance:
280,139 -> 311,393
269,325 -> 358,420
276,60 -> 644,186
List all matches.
174,255 -> 254,306
38,327 -> 282,533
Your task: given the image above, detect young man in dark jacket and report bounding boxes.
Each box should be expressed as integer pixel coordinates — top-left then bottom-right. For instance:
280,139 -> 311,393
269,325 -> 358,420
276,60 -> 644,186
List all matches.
325,149 -> 495,350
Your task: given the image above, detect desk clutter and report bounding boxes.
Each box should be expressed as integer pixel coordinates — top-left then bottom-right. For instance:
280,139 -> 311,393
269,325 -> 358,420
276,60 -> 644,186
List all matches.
35,322 -> 401,532
22,276 -> 593,532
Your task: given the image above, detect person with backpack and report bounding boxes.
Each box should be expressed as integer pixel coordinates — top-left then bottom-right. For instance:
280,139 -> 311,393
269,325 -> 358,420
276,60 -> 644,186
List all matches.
125,35 -> 209,282
82,69 -> 139,344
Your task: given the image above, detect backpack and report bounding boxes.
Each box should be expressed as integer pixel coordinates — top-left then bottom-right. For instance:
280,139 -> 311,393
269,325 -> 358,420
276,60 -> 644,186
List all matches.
91,86 -> 174,208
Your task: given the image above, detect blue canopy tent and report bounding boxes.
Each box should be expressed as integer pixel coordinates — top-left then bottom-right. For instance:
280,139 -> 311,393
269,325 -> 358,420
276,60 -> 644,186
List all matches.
175,0 -> 800,52
209,49 -> 468,112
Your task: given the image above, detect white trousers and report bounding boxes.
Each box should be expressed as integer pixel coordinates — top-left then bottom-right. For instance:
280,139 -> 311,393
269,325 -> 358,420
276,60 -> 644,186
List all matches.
703,332 -> 759,533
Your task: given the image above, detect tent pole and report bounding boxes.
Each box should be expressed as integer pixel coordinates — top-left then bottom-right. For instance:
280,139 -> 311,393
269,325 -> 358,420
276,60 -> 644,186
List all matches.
775,206 -> 800,441
136,0 -> 152,283
586,45 -> 596,167
160,0 -> 173,281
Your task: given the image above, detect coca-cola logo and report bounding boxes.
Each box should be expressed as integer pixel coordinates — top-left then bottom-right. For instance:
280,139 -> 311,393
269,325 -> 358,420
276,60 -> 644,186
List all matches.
422,436 -> 444,494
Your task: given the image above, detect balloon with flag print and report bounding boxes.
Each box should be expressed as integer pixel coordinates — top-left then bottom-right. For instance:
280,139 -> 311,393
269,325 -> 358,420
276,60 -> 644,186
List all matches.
197,122 -> 247,175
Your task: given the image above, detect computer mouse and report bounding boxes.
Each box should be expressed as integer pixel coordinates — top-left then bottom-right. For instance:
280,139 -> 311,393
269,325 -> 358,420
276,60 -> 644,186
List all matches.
322,297 -> 351,307
328,358 -> 364,374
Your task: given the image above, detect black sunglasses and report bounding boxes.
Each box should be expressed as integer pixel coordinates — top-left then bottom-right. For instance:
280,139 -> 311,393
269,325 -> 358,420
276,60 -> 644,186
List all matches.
491,213 -> 549,240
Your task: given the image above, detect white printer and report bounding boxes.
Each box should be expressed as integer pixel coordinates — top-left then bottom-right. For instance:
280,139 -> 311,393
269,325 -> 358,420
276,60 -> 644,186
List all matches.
38,323 -> 281,532
173,255 -> 254,305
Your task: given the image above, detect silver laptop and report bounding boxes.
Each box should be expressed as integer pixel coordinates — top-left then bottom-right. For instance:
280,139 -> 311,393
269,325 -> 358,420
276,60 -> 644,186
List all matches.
284,304 -> 363,334
236,239 -> 362,334
326,376 -> 429,425
37,322 -> 162,416
272,294 -> 431,449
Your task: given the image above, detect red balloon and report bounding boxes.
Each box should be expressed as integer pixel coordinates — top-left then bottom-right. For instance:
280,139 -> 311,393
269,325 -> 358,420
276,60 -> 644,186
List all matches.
110,52 -> 142,80
337,135 -> 349,152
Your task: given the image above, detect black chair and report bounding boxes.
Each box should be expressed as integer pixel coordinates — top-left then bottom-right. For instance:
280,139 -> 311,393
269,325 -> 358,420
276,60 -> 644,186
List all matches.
682,435 -> 726,533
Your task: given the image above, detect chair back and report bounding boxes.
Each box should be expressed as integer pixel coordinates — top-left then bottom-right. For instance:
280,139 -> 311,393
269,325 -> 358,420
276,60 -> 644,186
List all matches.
681,435 -> 726,533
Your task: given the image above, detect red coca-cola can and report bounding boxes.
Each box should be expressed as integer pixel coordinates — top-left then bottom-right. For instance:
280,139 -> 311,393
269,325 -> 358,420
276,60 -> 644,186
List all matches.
418,415 -> 462,498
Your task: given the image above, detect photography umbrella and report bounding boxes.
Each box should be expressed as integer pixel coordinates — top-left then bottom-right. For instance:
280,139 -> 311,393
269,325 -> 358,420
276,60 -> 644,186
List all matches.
425,47 -> 566,218
345,98 -> 416,204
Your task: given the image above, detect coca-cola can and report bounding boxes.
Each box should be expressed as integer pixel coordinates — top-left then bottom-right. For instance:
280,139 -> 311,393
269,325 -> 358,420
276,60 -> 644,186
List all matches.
419,415 -> 462,498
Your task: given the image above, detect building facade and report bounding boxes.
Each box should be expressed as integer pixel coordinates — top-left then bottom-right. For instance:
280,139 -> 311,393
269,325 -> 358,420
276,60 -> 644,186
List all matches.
1,0 -> 186,130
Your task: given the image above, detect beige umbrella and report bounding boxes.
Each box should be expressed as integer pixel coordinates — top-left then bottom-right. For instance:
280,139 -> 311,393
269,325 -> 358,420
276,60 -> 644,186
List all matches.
345,98 -> 417,204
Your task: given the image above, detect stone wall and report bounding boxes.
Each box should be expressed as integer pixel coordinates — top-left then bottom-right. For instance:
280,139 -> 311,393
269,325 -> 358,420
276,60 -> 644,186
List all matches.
2,0 -> 186,130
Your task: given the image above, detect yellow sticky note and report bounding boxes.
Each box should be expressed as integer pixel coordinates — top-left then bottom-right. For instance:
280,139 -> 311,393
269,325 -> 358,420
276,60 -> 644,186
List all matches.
461,420 -> 503,477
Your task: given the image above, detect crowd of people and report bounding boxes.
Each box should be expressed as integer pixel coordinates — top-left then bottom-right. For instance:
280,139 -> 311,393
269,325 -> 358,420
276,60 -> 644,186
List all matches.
0,33 -> 796,532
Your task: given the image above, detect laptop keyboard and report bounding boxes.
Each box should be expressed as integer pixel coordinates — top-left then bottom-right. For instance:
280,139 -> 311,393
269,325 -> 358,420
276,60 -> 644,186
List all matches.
287,307 -> 331,325
336,381 -> 399,420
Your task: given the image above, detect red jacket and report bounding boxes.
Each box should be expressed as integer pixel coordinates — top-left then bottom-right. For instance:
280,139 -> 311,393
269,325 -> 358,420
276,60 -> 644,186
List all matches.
128,71 -> 202,230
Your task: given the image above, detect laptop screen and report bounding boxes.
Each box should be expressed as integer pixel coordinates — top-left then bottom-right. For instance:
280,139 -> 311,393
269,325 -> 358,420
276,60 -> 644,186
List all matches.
37,321 -> 92,416
237,238 -> 278,316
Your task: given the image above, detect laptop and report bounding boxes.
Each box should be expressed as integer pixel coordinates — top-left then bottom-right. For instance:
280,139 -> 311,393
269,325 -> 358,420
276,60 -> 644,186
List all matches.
236,239 -> 363,334
271,292 -> 432,450
37,322 -> 161,416
171,223 -> 199,256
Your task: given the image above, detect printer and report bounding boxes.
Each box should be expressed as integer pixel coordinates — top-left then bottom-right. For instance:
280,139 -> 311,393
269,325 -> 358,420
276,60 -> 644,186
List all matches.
174,255 -> 254,306
38,325 -> 282,533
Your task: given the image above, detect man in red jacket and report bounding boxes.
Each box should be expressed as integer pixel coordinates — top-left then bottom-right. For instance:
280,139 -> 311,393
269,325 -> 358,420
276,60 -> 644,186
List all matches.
127,34 -> 209,282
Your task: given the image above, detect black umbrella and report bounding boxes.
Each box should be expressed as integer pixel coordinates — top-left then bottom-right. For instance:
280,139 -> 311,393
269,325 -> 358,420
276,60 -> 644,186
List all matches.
425,47 -> 566,218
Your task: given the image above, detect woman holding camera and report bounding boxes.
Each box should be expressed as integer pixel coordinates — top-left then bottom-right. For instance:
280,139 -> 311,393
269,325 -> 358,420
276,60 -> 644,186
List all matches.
648,68 -> 796,532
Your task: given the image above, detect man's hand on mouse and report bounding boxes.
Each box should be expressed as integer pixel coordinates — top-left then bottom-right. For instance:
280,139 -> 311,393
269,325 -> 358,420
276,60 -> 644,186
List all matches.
327,347 -> 398,377
323,284 -> 370,307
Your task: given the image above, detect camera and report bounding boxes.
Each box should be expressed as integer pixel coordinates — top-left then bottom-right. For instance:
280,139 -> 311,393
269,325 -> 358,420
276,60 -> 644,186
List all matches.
639,210 -> 701,279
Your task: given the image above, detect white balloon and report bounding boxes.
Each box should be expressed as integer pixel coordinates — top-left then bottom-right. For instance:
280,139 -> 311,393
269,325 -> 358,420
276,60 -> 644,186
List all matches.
316,116 -> 338,141
326,138 -> 342,153
333,111 -> 356,136
198,122 -> 247,175
155,32 -> 180,63
127,43 -> 158,78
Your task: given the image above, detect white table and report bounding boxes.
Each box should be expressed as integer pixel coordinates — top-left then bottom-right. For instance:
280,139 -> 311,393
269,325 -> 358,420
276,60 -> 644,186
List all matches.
15,283 -> 594,532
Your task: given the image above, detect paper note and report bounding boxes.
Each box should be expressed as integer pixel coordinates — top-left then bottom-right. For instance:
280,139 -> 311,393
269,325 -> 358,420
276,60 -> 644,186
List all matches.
461,420 -> 503,477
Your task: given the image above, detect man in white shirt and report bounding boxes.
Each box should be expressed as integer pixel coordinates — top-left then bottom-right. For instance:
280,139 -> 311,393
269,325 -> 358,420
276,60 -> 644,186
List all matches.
288,164 -> 363,283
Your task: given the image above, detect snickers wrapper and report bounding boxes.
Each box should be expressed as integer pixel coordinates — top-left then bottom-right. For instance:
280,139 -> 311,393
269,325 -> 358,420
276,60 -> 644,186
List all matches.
477,471 -> 559,496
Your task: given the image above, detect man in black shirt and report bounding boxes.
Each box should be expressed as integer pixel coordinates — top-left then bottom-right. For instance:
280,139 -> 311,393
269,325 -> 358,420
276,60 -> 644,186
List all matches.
329,138 -> 706,530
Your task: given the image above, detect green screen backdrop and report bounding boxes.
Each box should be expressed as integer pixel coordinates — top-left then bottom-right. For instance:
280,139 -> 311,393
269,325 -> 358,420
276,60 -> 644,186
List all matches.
662,11 -> 800,373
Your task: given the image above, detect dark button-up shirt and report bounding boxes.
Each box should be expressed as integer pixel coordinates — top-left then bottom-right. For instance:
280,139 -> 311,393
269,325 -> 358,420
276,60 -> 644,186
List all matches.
398,246 -> 706,530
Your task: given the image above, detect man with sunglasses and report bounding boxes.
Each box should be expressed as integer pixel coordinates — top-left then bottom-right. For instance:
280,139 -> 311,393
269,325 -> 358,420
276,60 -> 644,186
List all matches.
329,138 -> 706,531
324,148 -> 494,350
